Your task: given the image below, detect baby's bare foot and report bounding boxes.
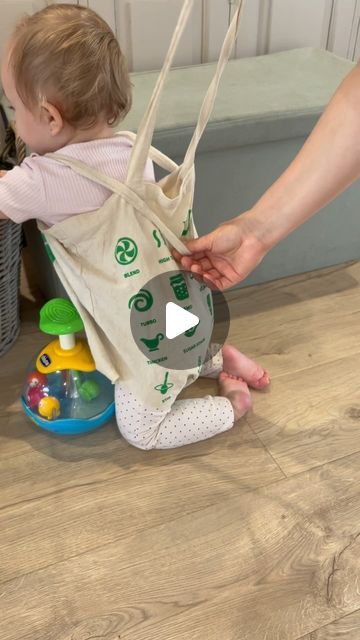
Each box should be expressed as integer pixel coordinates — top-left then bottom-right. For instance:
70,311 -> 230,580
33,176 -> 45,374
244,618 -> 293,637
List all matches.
219,371 -> 252,421
222,344 -> 270,390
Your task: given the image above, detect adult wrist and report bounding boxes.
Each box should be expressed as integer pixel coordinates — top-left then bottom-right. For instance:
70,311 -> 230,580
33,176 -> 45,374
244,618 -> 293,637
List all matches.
235,207 -> 279,253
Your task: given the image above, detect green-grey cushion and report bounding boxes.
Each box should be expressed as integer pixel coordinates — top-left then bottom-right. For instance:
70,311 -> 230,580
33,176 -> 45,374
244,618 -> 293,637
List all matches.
119,47 -> 354,155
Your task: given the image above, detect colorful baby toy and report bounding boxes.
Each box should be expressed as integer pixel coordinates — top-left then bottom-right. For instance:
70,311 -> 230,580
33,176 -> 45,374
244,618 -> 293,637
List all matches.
22,298 -> 115,435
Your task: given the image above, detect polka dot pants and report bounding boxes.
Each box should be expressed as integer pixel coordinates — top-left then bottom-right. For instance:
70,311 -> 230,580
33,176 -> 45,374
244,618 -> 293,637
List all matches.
115,347 -> 234,450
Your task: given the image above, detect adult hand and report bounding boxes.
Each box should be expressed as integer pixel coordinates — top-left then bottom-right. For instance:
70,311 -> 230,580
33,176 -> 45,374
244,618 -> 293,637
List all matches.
173,212 -> 269,290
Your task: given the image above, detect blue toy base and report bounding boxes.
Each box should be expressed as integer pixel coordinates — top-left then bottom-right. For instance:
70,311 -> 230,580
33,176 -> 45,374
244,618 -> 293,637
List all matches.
21,398 -> 115,435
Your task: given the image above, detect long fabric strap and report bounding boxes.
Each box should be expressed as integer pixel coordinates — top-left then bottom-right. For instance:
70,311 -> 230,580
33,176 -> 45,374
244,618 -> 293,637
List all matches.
126,0 -> 246,189
125,0 -> 194,189
119,131 -> 179,173
181,2 -> 244,174
45,151 -> 190,255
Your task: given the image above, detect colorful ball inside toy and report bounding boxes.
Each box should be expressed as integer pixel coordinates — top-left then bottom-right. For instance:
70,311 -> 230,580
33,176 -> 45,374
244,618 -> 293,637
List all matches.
26,371 -> 48,388
77,379 -> 100,402
26,385 -> 46,410
38,396 -> 61,420
22,362 -> 114,435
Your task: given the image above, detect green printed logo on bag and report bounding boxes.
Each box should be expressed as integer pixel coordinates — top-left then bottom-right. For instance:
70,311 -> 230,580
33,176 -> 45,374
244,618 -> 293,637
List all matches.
128,289 -> 154,312
115,237 -> 138,266
152,229 -> 165,248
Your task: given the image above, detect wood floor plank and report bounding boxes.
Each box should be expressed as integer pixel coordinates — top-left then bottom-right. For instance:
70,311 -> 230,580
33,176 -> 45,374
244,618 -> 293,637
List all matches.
0,407 -> 283,582
2,451 -> 360,640
227,261 -> 360,378
299,609 -> 360,638
247,352 -> 360,475
227,261 -> 360,316
3,260 -> 360,639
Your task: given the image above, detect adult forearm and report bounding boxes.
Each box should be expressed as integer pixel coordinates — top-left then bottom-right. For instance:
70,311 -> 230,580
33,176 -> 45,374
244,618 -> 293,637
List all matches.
249,64 -> 360,249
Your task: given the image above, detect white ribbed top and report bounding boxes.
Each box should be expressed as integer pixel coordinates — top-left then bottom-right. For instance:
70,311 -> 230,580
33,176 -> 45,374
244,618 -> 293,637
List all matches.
0,135 -> 154,226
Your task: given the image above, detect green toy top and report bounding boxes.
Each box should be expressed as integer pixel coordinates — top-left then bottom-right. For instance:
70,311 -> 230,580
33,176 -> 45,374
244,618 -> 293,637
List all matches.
39,299 -> 84,336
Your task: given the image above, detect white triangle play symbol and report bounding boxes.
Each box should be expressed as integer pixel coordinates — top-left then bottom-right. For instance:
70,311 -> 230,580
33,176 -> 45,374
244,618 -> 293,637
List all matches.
166,302 -> 200,340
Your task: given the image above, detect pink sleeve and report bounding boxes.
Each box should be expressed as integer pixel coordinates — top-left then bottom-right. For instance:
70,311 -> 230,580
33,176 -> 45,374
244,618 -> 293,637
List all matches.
0,157 -> 47,224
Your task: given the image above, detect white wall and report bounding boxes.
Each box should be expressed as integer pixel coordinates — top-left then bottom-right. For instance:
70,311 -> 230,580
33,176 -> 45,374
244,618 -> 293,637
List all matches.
88,0 -> 360,70
1,0 -> 360,71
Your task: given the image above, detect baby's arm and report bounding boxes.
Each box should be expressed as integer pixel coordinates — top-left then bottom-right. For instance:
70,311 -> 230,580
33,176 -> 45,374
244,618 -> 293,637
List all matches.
0,161 -> 47,223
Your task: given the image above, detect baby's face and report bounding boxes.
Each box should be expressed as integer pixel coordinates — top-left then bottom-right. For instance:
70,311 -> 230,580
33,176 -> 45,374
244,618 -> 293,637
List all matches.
1,55 -> 60,155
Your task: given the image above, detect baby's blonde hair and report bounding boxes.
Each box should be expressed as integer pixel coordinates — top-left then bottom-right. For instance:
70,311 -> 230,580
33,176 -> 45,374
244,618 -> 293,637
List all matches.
9,3 -> 132,129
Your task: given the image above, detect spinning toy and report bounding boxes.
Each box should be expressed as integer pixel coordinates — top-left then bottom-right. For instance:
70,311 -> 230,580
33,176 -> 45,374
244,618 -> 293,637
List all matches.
21,298 -> 115,435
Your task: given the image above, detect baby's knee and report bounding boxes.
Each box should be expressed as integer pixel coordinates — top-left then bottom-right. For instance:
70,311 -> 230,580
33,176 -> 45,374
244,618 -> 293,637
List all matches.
116,413 -> 157,451
118,427 -> 154,451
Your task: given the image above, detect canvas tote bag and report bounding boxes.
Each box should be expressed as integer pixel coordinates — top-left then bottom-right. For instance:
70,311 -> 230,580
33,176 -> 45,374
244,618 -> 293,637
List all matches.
38,0 -> 245,410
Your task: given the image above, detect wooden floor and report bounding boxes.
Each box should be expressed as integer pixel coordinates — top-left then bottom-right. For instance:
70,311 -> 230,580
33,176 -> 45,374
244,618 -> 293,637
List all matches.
2,261 -> 360,640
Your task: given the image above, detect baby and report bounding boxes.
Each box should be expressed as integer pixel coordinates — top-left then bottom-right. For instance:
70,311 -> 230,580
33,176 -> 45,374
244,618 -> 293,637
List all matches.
0,4 -> 269,449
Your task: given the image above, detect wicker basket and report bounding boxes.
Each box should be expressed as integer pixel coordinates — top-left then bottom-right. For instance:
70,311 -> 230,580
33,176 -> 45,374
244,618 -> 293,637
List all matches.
0,108 -> 26,356
0,219 -> 22,355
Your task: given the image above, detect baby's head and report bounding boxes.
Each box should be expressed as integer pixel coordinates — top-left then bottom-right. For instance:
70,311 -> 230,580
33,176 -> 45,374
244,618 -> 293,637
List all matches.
1,4 -> 132,154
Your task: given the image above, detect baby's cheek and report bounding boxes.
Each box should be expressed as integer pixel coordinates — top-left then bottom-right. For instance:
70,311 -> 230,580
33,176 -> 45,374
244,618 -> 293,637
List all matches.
16,121 -> 37,148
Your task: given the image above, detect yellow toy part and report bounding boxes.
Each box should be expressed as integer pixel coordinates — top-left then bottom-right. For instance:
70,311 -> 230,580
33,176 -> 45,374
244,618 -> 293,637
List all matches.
38,396 -> 61,420
36,338 -> 96,374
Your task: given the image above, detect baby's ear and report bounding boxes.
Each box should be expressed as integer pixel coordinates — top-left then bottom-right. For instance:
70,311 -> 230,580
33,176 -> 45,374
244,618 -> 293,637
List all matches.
41,101 -> 64,136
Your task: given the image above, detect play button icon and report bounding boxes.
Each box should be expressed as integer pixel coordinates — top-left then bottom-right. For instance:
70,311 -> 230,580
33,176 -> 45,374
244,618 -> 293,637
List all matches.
130,269 -> 230,371
166,302 -> 200,340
